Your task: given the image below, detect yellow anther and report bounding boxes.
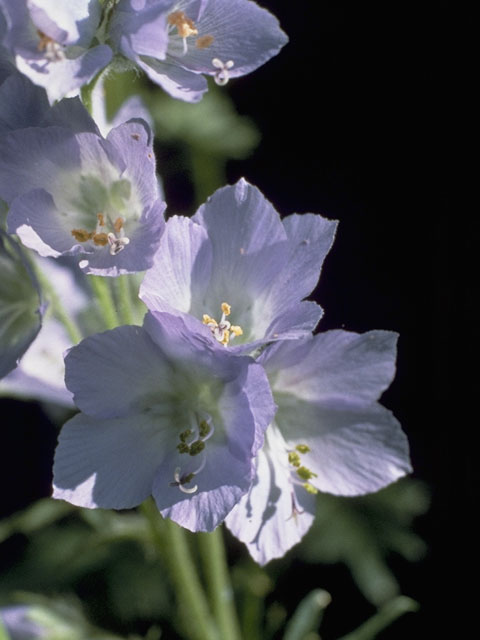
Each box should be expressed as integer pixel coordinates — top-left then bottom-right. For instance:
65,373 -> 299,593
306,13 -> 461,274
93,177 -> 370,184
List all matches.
297,466 -> 318,481
114,217 -> 124,233
198,420 -> 211,438
303,483 -> 318,495
167,10 -> 198,38
196,35 -> 214,49
288,452 -> 301,467
296,444 -> 311,454
189,440 -> 205,456
71,229 -> 93,243
203,314 -> 217,326
220,331 -> 230,346
97,213 -> 106,226
92,232 -> 109,246
221,302 -> 231,316
230,325 -> 243,337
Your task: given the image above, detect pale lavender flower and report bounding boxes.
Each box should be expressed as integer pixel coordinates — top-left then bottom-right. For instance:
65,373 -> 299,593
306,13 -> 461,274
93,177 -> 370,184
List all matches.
226,330 -> 412,564
140,179 -> 337,353
0,0 -> 112,102
0,117 -> 165,276
0,229 -> 43,378
53,311 -> 275,531
109,0 -> 288,102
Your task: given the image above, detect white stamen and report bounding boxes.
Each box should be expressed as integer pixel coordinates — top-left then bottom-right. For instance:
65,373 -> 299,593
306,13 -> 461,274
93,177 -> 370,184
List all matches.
212,58 -> 234,86
107,233 -> 130,256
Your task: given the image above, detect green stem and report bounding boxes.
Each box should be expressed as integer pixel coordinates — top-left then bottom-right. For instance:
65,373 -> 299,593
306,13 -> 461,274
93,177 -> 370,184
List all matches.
141,501 -> 218,640
114,275 -> 134,325
33,265 -> 82,344
197,527 -> 242,640
89,276 -> 119,329
337,596 -> 419,640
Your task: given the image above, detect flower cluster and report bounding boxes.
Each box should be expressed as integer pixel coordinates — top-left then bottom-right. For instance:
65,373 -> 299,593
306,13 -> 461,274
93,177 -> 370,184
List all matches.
0,2 -> 411,566
0,0 -> 288,102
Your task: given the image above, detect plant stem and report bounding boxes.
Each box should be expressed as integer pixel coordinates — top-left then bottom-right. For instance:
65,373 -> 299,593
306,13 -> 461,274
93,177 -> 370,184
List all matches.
114,275 -> 134,325
141,500 -> 219,640
89,276 -> 119,329
197,527 -> 242,640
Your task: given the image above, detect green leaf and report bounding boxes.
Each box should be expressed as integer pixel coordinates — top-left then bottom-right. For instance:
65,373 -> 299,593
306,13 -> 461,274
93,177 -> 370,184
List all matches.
299,479 -> 429,605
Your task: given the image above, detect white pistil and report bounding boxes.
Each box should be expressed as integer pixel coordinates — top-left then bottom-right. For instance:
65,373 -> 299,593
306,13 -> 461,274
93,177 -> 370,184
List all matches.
212,58 -> 234,86
107,233 -> 130,255
170,467 -> 198,494
203,302 -> 243,346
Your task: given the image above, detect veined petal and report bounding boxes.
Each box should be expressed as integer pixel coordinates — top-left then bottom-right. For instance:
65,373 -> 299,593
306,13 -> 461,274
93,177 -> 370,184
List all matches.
171,0 -> 288,78
263,330 -> 400,403
276,396 -> 411,496
64,324 -> 174,419
53,411 -> 168,509
140,215 -> 212,315
226,424 -> 316,565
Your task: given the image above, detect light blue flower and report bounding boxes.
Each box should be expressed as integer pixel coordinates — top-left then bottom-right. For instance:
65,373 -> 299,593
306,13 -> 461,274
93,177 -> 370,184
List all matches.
109,0 -> 288,102
226,330 -> 412,564
0,113 -> 165,275
0,0 -> 112,102
140,179 -> 337,352
53,311 -> 275,531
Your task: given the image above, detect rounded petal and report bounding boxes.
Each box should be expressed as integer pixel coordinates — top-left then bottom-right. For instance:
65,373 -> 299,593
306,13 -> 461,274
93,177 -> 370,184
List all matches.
170,0 -> 288,78
265,330 -> 400,403
277,396 -> 412,496
64,324 -> 173,418
53,411 -> 167,509
140,215 -> 212,315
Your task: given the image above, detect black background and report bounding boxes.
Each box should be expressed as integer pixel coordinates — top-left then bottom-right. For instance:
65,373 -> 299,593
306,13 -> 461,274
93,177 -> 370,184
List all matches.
0,1 -> 466,638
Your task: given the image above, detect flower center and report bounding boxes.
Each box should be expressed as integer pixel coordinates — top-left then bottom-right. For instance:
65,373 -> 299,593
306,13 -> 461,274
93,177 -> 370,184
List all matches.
167,10 -> 214,55
71,213 -> 130,256
169,415 -> 214,494
36,30 -> 65,62
288,444 -> 318,495
202,302 -> 243,346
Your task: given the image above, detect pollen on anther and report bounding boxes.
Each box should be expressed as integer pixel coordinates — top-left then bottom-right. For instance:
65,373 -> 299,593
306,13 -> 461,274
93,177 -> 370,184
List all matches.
196,35 -> 214,49
168,10 -> 198,38
221,302 -> 231,316
71,229 -> 93,243
93,232 -> 109,247
114,217 -> 124,233
189,440 -> 205,456
97,213 -> 106,227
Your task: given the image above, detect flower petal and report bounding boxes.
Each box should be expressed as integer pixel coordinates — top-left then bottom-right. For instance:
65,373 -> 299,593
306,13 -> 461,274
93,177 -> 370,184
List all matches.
64,324 -> 173,418
140,215 -> 212,315
264,330 -> 400,403
276,396 -> 412,496
226,425 -> 316,565
53,411 -> 167,509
